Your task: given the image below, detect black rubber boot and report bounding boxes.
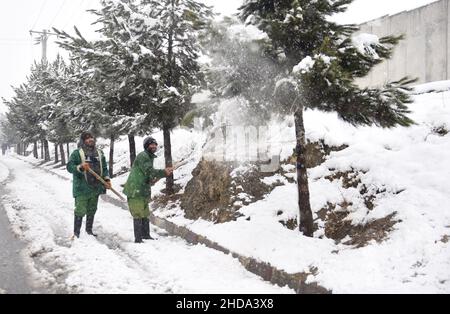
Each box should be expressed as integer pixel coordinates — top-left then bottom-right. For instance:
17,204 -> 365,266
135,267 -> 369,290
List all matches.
141,218 -> 154,240
86,215 -> 97,237
74,216 -> 83,238
134,219 -> 143,243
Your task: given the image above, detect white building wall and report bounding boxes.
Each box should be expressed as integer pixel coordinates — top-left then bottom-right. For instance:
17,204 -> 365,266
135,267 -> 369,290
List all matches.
356,0 -> 449,87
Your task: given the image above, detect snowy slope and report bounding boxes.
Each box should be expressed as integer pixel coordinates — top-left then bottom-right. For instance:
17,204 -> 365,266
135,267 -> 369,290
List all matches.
146,85 -> 450,293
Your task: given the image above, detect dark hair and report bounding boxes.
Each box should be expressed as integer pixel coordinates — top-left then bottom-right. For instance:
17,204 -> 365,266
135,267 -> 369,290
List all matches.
80,132 -> 94,142
143,137 -> 157,150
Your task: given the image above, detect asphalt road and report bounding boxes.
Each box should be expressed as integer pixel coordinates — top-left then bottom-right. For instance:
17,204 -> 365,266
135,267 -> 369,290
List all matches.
0,165 -> 36,294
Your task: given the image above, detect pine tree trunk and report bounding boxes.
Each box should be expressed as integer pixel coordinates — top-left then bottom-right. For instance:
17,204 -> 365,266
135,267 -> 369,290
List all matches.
162,0 -> 175,195
163,124 -> 174,195
128,133 -> 136,167
54,143 -> 59,163
168,0 -> 175,83
66,143 -> 70,161
33,141 -> 38,159
40,140 -> 44,159
59,143 -> 66,166
109,134 -> 115,178
294,108 -> 314,237
43,139 -> 50,162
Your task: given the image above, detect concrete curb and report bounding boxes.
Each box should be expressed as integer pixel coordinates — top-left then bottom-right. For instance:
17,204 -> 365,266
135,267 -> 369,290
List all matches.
149,214 -> 331,294
103,193 -> 331,294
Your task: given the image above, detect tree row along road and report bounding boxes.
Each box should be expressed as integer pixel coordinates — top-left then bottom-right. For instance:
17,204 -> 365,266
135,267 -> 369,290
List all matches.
0,156 -> 292,294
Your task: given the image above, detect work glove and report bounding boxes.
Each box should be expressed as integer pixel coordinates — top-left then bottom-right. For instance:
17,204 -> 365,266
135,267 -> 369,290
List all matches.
80,162 -> 91,172
104,180 -> 112,190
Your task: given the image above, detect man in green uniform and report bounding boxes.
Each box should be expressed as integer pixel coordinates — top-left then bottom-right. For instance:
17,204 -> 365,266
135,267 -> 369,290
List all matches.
67,132 -> 112,238
123,137 -> 173,243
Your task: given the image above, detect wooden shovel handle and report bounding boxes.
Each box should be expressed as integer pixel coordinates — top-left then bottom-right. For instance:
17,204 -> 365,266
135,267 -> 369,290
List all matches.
86,168 -> 126,202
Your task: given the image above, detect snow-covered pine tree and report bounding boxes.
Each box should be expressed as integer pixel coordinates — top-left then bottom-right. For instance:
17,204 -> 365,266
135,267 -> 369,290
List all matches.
0,114 -> 20,152
139,0 -> 213,194
3,62 -> 55,160
3,85 -> 36,157
56,0 -> 212,193
27,61 -> 54,161
237,0 -> 416,236
0,114 -> 6,144
54,26 -> 140,167
34,56 -> 73,165
54,0 -> 149,165
47,54 -> 125,173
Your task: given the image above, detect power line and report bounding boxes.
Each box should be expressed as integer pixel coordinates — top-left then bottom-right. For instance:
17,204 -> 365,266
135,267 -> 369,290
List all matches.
31,0 -> 48,30
0,38 -> 29,42
62,0 -> 86,31
0,38 -> 30,46
61,0 -> 80,30
48,0 -> 68,29
0,42 -> 30,46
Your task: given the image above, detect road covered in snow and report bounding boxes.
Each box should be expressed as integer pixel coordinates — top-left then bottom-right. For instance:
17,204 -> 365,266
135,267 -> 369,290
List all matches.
0,159 -> 38,293
0,155 -> 292,294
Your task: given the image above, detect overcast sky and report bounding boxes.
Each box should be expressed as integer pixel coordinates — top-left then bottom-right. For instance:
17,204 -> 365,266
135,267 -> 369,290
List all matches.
0,0 -> 440,113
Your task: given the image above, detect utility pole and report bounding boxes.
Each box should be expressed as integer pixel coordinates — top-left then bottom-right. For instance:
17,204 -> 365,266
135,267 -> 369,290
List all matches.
28,29 -> 58,162
29,29 -> 58,62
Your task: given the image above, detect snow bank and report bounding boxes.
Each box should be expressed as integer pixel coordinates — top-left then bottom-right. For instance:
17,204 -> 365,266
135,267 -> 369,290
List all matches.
0,160 -> 8,183
412,80 -> 450,94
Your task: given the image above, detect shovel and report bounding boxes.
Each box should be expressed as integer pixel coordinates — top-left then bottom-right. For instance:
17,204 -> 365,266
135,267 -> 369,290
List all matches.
86,167 -> 126,202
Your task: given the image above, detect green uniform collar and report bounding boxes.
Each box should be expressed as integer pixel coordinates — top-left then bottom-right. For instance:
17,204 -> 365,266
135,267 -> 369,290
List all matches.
145,150 -> 157,159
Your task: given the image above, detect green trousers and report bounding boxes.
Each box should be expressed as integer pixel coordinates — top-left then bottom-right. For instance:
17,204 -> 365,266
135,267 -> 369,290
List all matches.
75,194 -> 100,217
127,197 -> 150,219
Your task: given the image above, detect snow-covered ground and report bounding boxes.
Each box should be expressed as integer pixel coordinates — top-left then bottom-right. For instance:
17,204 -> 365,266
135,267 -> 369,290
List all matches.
0,159 -> 8,183
147,85 -> 449,293
2,84 -> 450,294
413,80 -> 450,94
0,156 -> 292,294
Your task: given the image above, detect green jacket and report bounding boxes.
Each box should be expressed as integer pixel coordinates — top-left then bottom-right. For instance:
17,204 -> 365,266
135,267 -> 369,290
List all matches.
67,148 -> 110,198
123,151 -> 166,199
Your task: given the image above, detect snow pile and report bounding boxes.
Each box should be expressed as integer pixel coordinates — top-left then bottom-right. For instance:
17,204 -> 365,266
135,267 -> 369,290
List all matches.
293,54 -> 335,74
0,160 -> 8,183
412,80 -> 450,94
293,56 -> 315,74
352,33 -> 380,59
